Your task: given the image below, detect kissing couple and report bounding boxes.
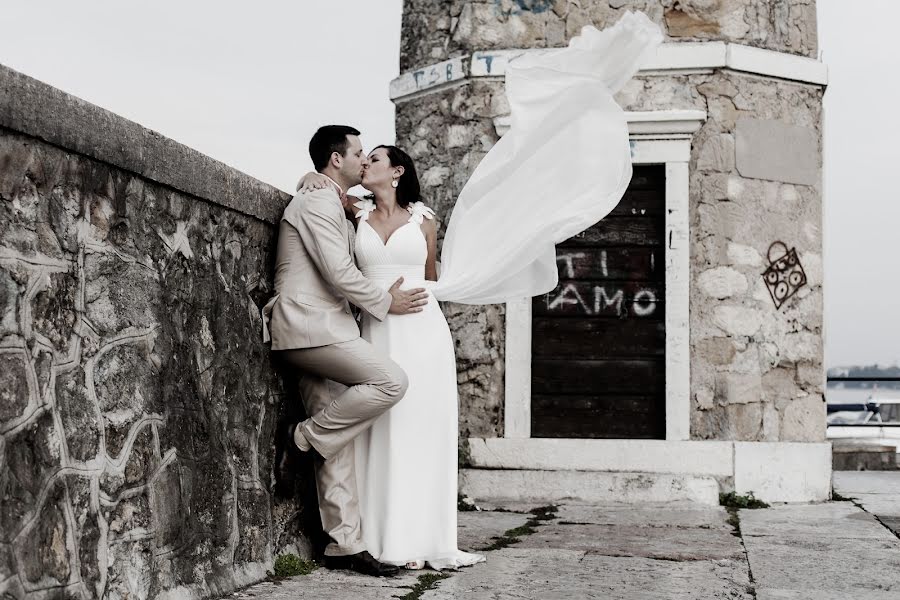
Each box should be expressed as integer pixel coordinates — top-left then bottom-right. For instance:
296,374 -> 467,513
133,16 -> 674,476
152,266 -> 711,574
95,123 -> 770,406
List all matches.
262,11 -> 663,577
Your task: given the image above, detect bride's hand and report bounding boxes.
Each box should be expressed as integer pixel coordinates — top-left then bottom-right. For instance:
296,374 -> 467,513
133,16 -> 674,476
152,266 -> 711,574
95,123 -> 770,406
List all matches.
296,172 -> 329,193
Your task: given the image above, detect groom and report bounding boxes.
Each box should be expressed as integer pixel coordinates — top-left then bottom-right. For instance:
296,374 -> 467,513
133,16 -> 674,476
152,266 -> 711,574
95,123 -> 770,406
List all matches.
265,125 -> 428,576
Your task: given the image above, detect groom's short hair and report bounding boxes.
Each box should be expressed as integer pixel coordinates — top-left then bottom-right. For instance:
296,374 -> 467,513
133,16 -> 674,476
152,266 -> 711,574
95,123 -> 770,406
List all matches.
309,125 -> 361,171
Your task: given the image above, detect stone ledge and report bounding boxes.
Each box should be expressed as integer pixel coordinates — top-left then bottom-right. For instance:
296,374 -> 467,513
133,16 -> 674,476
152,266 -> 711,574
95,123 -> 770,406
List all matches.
467,438 -> 733,476
459,469 -> 721,505
0,63 -> 290,224
391,41 -> 828,102
466,439 -> 833,503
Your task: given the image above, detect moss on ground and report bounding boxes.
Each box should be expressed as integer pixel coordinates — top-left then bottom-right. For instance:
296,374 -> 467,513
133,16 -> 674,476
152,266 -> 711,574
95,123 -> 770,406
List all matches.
479,505 -> 558,551
719,491 -> 770,510
271,553 -> 318,577
395,572 -> 451,600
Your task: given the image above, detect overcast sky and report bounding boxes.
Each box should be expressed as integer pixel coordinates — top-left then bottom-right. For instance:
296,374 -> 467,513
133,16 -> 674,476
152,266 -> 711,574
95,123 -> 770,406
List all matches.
0,1 -> 896,368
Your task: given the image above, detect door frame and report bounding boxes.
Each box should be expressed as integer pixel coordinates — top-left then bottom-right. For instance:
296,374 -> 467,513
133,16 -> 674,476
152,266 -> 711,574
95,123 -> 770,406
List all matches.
503,109 -> 706,442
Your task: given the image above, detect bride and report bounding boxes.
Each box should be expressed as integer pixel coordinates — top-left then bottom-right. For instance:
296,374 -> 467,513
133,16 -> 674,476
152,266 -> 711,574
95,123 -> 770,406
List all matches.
297,11 -> 662,571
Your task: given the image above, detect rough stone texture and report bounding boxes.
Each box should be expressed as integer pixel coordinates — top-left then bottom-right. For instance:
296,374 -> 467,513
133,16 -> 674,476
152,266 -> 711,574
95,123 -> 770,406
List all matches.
234,496 -> 900,600
683,73 -> 824,442
834,472 -> 900,535
0,67 -> 305,599
460,469 -> 721,504
400,0 -> 819,73
0,64 -> 289,223
735,117 -> 819,185
456,510 -> 531,550
397,7 -> 824,443
742,506 -> 900,598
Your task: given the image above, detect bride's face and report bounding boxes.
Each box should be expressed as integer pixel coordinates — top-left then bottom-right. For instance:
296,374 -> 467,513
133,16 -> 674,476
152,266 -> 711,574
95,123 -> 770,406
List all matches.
362,147 -> 401,188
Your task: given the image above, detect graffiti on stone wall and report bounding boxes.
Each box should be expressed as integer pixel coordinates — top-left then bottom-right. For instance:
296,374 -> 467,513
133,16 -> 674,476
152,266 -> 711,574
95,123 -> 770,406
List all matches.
762,241 -> 807,309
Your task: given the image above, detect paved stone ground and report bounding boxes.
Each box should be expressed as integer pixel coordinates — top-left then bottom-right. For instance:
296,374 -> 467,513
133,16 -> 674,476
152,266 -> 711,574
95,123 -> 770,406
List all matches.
229,476 -> 900,599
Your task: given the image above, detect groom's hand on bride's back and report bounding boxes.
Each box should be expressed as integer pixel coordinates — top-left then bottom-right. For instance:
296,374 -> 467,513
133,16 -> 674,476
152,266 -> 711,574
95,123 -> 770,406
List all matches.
388,277 -> 428,314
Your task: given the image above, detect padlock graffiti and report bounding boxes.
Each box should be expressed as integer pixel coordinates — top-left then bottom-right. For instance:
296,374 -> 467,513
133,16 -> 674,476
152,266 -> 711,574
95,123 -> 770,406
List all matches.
761,241 -> 807,309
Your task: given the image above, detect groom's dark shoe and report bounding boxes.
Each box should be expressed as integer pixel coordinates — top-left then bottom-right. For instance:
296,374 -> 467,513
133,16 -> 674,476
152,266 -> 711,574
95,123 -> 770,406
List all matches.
276,422 -> 323,495
324,551 -> 400,577
282,422 -> 324,461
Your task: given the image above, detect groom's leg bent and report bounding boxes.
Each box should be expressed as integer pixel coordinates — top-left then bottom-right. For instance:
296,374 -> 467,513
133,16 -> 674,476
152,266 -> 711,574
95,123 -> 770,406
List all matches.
297,376 -> 365,556
279,337 -> 408,459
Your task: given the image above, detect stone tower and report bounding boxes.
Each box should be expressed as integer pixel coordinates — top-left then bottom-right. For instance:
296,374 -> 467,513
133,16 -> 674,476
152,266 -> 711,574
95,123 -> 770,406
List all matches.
392,1 -> 827,503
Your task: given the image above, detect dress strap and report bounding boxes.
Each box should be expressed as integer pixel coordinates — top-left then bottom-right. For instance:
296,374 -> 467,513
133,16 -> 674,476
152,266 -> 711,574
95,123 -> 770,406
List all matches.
353,198 -> 376,221
406,201 -> 435,225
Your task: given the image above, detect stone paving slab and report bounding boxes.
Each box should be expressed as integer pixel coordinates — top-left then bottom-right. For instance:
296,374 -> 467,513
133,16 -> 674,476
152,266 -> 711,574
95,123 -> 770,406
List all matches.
834,471 -> 900,495
743,533 -> 900,597
421,549 -> 753,600
756,590 -> 900,600
229,497 -> 900,600
880,516 -> 900,537
555,502 -> 732,530
841,493 -> 900,517
515,522 -> 745,561
470,500 -> 552,513
457,510 -> 530,551
739,502 -> 888,539
229,568 -> 421,600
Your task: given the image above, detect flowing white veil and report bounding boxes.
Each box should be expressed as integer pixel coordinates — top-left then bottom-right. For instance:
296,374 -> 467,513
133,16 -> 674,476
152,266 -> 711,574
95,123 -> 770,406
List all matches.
429,11 -> 663,304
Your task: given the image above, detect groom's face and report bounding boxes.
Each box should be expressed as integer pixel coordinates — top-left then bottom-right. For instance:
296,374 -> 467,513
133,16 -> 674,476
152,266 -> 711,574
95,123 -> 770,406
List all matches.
338,135 -> 368,187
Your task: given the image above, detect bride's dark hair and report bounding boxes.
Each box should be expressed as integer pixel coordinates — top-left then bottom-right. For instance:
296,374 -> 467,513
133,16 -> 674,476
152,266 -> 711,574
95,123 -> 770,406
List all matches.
374,145 -> 421,208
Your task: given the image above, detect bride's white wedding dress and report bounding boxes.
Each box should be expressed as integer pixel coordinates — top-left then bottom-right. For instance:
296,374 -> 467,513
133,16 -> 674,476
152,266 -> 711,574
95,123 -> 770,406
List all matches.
353,200 -> 484,570
351,11 -> 662,570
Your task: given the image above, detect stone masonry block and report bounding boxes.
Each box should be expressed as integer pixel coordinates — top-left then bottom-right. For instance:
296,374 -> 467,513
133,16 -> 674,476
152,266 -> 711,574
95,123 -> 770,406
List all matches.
736,118 -> 819,185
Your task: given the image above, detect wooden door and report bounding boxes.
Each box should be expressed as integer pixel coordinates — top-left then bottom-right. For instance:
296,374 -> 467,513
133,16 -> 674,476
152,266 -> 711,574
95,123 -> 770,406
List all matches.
530,165 -> 666,438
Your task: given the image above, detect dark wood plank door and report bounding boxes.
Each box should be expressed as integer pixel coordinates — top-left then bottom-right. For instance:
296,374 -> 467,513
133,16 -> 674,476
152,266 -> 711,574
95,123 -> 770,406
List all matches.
531,165 -> 666,439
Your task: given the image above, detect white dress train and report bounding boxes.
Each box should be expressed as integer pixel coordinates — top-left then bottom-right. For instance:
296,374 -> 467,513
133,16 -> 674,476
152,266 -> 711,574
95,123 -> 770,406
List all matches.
353,200 -> 484,570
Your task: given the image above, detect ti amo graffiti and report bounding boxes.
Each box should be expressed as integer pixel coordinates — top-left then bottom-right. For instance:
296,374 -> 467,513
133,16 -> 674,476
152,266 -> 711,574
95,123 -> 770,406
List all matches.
541,282 -> 659,318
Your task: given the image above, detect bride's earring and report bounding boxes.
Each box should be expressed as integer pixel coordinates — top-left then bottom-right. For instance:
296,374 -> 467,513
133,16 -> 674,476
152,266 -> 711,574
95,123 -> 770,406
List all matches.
391,178 -> 399,188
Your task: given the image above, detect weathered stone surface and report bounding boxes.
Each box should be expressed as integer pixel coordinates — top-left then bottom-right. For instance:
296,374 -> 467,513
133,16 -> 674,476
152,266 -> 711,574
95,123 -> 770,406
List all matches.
712,305 -> 763,337
834,471 -> 900,496
555,502 -> 732,529
743,534 -> 900,596
461,469 -> 720,505
400,0 -> 819,73
425,549 -> 753,600
698,266 -> 748,299
697,133 -> 736,172
736,118 -> 820,185
16,480 -> 72,586
0,352 -> 30,423
739,502 -> 889,540
0,64 -> 290,224
233,569 -> 423,600
0,73 -> 295,597
517,521 -> 745,561
458,510 -> 530,551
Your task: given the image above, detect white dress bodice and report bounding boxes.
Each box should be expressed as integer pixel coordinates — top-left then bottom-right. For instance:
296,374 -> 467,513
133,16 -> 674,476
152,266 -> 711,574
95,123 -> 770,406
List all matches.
353,200 -> 434,288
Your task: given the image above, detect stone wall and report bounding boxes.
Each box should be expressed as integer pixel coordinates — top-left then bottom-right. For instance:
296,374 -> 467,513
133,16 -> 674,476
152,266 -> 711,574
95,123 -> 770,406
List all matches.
0,64 -> 304,600
616,70 -> 824,441
400,0 -> 818,72
397,0 -> 824,443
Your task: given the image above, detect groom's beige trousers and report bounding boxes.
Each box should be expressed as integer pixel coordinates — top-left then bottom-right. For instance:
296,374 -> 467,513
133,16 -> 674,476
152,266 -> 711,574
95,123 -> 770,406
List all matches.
279,339 -> 407,556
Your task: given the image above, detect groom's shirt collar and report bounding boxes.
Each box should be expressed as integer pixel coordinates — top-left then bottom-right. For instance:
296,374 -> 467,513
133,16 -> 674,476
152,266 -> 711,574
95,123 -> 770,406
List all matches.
321,174 -> 344,196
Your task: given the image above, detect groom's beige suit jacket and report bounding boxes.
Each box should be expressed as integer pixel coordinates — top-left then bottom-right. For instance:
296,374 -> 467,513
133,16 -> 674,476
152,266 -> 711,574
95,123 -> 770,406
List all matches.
263,186 -> 391,349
